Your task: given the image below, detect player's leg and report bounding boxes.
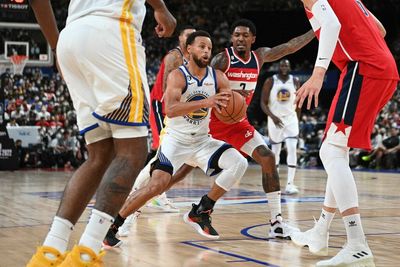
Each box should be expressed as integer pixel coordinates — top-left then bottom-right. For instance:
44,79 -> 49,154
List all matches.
241,130 -> 299,238
316,67 -> 396,266
27,23 -> 119,265
268,116 -> 283,171
184,141 -> 247,239
270,142 -> 282,170
284,137 -> 299,194
291,181 -> 337,256
103,168 -> 172,247
104,134 -> 185,246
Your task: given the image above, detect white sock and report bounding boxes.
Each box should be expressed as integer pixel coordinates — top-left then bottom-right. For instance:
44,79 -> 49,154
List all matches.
287,166 -> 296,185
315,209 -> 335,232
343,214 -> 366,245
43,216 -> 74,255
79,209 -> 114,260
266,191 -> 282,221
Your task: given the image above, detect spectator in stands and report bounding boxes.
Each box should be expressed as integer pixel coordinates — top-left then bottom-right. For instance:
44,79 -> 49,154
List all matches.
362,126 -> 400,169
36,116 -> 50,127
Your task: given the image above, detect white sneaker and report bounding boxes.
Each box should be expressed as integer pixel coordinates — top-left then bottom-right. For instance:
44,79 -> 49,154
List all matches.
147,193 -> 180,213
284,184 -> 299,195
117,211 -> 141,237
291,223 -> 329,256
316,242 -> 375,267
269,216 -> 299,239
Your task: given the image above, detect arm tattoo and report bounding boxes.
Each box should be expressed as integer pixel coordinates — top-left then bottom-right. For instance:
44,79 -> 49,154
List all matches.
210,52 -> 229,72
162,50 -> 184,92
256,29 -> 315,63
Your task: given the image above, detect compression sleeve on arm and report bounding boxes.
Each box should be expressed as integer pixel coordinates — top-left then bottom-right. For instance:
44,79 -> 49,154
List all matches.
311,0 -> 341,69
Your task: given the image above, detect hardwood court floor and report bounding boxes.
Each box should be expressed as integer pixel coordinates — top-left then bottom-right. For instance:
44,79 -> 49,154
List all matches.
0,166 -> 399,267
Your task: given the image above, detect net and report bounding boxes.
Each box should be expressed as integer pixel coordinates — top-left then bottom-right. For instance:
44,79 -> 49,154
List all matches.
10,55 -> 28,75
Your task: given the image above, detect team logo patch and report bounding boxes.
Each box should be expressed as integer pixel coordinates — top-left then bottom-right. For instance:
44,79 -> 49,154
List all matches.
277,89 -> 291,102
184,91 -> 210,125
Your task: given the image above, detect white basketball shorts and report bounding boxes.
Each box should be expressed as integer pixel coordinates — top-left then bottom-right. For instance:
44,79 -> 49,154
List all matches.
268,113 -> 299,144
57,15 -> 150,144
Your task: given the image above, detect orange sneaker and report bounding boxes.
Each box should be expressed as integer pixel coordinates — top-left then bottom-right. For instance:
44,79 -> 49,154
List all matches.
59,245 -> 105,267
26,246 -> 66,267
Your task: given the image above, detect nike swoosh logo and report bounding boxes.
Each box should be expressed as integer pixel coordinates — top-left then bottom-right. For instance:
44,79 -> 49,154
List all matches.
318,57 -> 328,60
231,60 -> 240,64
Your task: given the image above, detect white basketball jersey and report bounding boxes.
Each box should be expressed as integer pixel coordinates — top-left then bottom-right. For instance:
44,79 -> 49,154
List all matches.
165,65 -> 217,140
269,74 -> 297,117
67,0 -> 146,33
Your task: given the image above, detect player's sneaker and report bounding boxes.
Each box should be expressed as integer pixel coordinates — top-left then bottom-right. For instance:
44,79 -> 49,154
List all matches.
268,215 -> 299,239
291,223 -> 329,256
59,245 -> 105,267
316,241 -> 375,267
103,229 -> 123,248
147,193 -> 179,212
27,246 -> 66,267
284,184 -> 299,195
183,203 -> 219,239
117,211 -> 141,237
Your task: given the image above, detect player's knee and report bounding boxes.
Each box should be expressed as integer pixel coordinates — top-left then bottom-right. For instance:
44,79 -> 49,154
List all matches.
216,150 -> 248,191
231,155 -> 248,178
255,145 -> 276,169
320,141 -> 349,167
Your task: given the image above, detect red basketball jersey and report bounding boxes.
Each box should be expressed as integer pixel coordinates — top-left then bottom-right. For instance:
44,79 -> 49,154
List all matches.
305,0 -> 399,80
210,48 -> 260,128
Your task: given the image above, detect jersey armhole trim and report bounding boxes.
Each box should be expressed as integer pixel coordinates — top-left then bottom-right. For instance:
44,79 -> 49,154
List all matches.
224,48 -> 231,73
178,67 -> 188,94
212,68 -> 218,93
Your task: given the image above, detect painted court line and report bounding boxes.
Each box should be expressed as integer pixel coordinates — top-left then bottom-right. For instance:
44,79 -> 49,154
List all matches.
181,241 -> 280,266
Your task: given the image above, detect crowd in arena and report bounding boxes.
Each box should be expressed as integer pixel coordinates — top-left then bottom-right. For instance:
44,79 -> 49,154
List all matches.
1,0 -> 399,170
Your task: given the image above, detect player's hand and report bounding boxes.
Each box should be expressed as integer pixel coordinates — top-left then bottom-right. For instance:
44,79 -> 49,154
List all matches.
233,89 -> 251,98
208,92 -> 231,113
295,68 -> 325,110
153,5 -> 176,38
271,115 -> 284,128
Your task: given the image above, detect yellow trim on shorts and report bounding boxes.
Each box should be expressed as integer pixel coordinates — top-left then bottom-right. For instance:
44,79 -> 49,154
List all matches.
120,0 -> 144,123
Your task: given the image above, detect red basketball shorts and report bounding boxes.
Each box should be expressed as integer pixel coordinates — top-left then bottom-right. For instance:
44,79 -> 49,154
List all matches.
324,61 -> 397,150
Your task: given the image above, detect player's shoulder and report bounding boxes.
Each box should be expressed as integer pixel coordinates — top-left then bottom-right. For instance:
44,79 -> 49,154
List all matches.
165,49 -> 183,60
211,51 -> 229,71
292,75 -> 300,82
169,67 -> 185,78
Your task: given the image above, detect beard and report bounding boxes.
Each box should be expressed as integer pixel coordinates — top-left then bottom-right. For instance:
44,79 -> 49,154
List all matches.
192,54 -> 209,68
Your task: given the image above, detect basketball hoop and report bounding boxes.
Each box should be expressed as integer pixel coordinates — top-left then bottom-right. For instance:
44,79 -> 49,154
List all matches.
10,55 -> 28,75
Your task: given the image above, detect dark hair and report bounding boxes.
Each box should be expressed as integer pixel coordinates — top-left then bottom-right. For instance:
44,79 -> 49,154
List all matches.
230,19 -> 257,35
186,30 -> 212,47
178,25 -> 196,36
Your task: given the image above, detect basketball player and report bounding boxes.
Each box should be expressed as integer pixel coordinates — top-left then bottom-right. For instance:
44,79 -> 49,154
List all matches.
116,25 -> 196,237
207,19 -> 314,238
105,30 -> 248,243
291,0 -> 398,266
27,0 -> 176,266
260,59 -> 301,195
111,19 -> 316,240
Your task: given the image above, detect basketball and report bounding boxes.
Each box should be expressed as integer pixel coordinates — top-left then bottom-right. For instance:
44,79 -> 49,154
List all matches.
214,91 -> 247,124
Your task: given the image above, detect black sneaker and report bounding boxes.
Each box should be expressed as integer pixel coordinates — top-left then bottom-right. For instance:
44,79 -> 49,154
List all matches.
103,228 -> 123,248
183,204 -> 219,239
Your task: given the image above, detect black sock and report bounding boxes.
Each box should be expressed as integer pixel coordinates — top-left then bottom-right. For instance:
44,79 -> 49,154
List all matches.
114,214 -> 126,227
196,195 -> 216,213
110,214 -> 126,234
